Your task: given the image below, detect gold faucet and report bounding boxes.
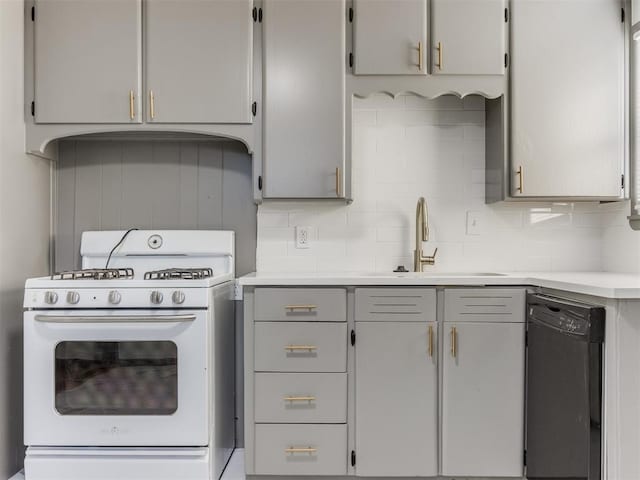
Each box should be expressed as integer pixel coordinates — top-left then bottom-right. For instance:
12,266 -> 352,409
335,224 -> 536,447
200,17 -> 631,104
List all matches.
414,197 -> 438,272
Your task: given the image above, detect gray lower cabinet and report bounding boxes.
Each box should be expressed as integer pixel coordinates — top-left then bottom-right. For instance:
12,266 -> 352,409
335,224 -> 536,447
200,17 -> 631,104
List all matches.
34,0 -> 142,124
441,289 -> 525,477
144,0 -> 252,124
262,0 -> 346,198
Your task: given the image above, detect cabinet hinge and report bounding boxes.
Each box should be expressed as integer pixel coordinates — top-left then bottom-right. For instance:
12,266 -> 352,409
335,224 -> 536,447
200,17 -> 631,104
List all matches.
351,450 -> 356,467
348,7 -> 354,23
349,52 -> 354,68
251,101 -> 257,117
350,329 -> 356,346
504,53 -> 509,68
622,7 -> 625,22
252,7 -> 262,22
30,101 -> 35,117
504,7 -> 509,22
31,6 -> 35,21
621,174 -> 625,190
258,175 -> 263,191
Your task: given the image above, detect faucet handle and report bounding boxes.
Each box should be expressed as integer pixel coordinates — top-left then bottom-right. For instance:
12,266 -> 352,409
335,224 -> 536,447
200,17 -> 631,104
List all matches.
425,247 -> 438,265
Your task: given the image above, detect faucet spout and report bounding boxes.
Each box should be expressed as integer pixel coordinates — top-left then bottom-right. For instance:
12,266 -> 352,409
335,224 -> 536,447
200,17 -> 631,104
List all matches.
414,197 -> 437,272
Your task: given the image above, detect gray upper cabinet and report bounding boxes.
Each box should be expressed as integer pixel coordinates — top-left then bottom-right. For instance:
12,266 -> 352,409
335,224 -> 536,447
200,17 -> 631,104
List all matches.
431,0 -> 506,75
353,0 -> 428,75
34,0 -> 142,124
511,0 -> 624,198
144,0 -> 252,124
263,0 -> 346,198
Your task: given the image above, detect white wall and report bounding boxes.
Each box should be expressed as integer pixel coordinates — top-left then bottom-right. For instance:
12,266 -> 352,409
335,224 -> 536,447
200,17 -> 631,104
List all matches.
0,1 -> 51,476
600,202 -> 640,273
257,94 -> 606,273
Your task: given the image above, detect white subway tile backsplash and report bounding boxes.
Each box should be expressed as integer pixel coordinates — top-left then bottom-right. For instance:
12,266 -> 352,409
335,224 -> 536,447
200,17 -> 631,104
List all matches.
256,94 -> 633,274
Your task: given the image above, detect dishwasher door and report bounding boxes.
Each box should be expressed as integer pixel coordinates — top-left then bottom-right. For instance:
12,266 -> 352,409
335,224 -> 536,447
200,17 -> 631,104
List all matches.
526,294 -> 605,480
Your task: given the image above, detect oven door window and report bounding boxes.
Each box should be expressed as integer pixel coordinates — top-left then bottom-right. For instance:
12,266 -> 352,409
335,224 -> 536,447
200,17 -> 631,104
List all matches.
55,341 -> 178,415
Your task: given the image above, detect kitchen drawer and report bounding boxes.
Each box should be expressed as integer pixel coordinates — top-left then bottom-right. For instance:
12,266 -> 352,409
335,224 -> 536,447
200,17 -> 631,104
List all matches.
254,322 -> 347,372
254,424 -> 347,475
444,288 -> 525,323
255,373 -> 347,423
355,288 -> 436,322
254,288 -> 347,322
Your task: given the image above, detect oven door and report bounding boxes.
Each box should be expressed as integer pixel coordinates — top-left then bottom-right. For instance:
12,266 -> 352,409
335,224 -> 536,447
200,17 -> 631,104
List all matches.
24,309 -> 209,447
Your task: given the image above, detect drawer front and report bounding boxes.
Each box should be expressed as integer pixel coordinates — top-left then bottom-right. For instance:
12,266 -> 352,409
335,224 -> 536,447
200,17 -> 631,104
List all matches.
254,424 -> 347,475
444,288 -> 525,323
255,288 -> 347,322
355,288 -> 436,322
255,373 -> 347,423
254,322 -> 347,372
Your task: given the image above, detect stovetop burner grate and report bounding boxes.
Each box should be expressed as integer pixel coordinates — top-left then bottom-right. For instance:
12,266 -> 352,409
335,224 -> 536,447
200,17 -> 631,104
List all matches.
144,268 -> 214,280
51,268 -> 135,280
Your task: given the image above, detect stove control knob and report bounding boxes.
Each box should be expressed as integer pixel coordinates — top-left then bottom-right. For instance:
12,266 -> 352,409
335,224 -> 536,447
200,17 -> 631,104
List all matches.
108,291 -> 121,305
150,291 -> 164,305
66,291 -> 80,305
172,290 -> 186,305
44,291 -> 58,305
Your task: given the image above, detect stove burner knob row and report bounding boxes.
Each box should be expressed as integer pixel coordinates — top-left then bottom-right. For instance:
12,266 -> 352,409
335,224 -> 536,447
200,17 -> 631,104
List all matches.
108,290 -> 121,305
66,291 -> 80,305
150,291 -> 164,305
172,290 -> 186,305
44,291 -> 58,305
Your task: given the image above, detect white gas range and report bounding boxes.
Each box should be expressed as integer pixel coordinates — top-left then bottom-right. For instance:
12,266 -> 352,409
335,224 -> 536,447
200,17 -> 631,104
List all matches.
23,230 -> 236,480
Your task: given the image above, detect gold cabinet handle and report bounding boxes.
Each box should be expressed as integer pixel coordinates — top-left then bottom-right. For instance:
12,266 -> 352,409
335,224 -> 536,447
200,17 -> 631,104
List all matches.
149,90 -> 155,120
284,396 -> 316,402
285,304 -> 317,312
451,326 -> 457,358
436,42 -> 443,70
428,325 -> 434,358
285,345 -> 317,351
129,90 -> 135,120
418,41 -> 424,71
516,165 -> 524,194
335,167 -> 342,197
285,447 -> 317,454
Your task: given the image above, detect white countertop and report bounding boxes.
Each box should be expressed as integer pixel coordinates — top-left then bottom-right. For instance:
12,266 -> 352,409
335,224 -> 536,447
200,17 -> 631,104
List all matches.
238,271 -> 640,299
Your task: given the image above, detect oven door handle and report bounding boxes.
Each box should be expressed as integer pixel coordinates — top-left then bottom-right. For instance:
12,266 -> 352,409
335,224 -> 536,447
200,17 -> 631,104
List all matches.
33,314 -> 197,324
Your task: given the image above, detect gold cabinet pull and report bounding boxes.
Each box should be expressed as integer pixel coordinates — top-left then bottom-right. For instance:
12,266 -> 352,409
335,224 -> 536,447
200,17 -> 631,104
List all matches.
285,304 -> 317,312
451,326 -> 457,358
436,42 -> 443,70
418,41 -> 424,71
149,90 -> 155,119
516,165 -> 524,194
285,345 -> 317,351
285,447 -> 317,454
284,396 -> 316,402
428,325 -> 434,358
129,90 -> 135,120
335,167 -> 342,197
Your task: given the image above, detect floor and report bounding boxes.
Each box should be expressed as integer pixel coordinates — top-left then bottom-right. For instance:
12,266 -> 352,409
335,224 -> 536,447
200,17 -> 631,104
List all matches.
8,448 -> 246,480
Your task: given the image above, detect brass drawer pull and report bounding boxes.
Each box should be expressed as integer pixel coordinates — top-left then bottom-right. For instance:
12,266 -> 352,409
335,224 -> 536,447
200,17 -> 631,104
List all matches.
428,325 -> 434,358
418,41 -> 424,71
284,396 -> 316,402
335,167 -> 342,197
285,304 -> 317,312
149,90 -> 155,119
129,90 -> 135,120
451,326 -> 457,358
286,447 -> 317,454
436,42 -> 443,70
285,345 -> 317,351
516,165 -> 524,194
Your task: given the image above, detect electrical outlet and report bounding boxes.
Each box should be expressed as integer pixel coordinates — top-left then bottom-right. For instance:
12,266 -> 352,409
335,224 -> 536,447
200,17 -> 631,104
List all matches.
466,211 -> 483,236
295,226 -> 312,249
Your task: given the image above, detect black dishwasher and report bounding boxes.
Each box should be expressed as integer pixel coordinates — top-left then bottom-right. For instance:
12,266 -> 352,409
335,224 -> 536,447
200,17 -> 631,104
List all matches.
526,293 -> 605,480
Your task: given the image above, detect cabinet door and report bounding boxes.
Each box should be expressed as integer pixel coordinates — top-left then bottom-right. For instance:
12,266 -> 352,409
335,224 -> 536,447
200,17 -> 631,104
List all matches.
355,322 -> 438,477
353,0 -> 427,75
34,0 -> 142,124
431,0 -> 506,75
441,322 -> 525,477
263,0 -> 346,198
145,0 -> 252,124
511,0 -> 624,198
